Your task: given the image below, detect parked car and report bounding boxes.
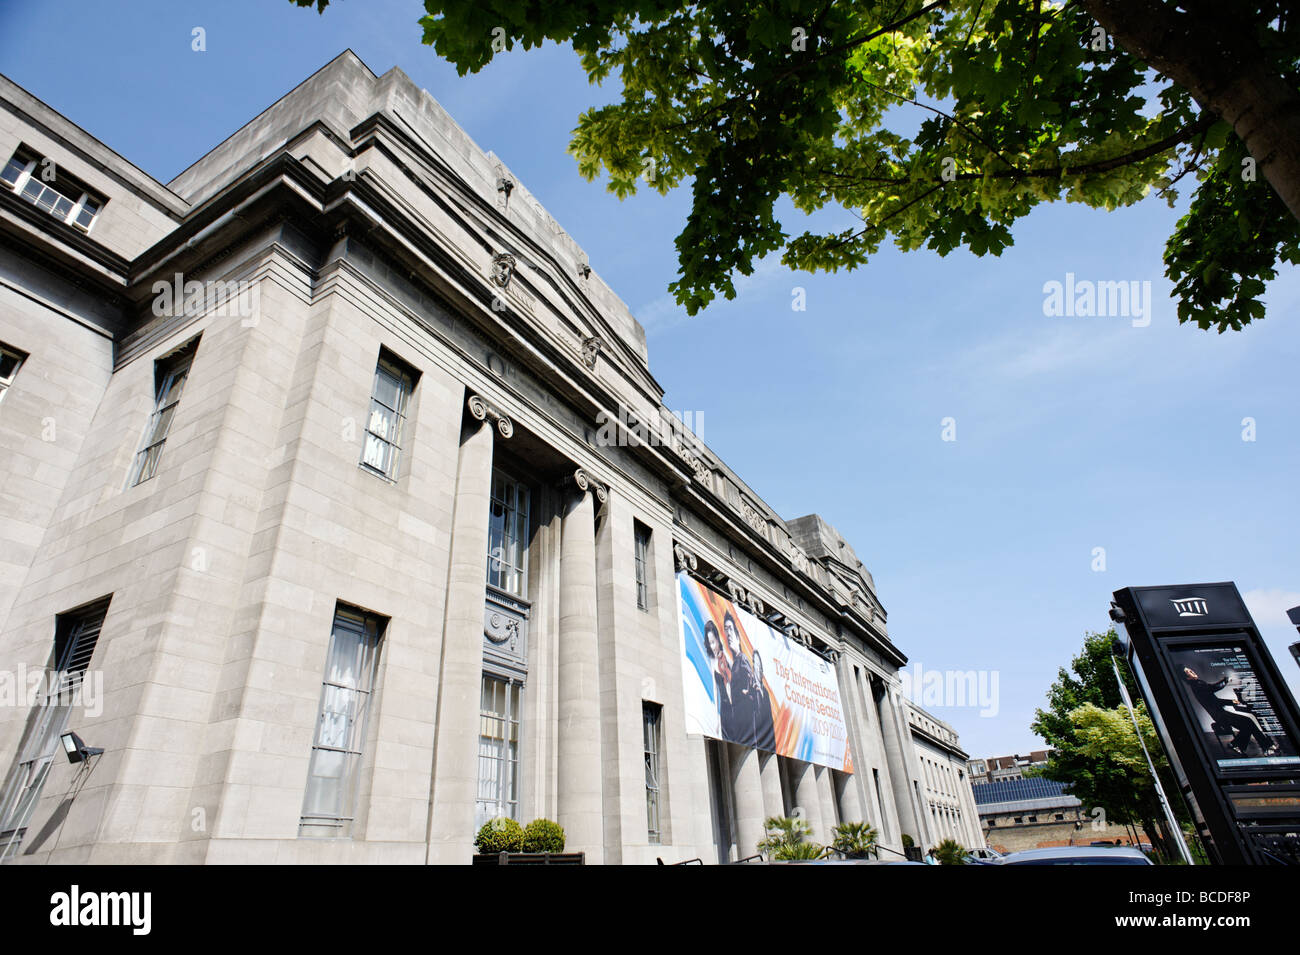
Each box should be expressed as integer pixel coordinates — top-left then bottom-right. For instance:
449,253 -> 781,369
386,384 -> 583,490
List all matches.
997,846 -> 1153,865
967,846 -> 1004,863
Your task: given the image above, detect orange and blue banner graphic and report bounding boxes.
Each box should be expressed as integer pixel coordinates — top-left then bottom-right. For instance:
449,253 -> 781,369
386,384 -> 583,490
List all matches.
678,572 -> 852,772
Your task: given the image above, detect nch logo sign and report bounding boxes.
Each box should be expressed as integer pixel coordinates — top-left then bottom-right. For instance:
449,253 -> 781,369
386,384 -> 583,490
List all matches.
1171,596 -> 1210,617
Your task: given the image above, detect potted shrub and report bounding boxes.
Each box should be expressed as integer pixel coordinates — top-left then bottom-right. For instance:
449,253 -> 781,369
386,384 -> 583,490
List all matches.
932,838 -> 969,865
474,817 -> 524,854
473,817 -> 583,864
522,818 -> 565,853
831,821 -> 880,859
757,816 -> 824,862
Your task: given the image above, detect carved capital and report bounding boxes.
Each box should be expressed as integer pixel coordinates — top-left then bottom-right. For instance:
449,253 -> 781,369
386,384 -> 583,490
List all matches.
563,467 -> 608,504
467,393 -> 513,438
672,542 -> 698,573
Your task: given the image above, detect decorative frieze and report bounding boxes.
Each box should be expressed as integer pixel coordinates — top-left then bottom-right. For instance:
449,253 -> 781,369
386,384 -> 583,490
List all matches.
740,498 -> 768,537
673,541 -> 698,573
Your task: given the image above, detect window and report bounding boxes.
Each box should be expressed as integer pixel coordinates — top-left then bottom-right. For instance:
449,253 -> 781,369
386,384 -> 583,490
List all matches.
299,605 -> 384,838
0,597 -> 109,861
487,470 -> 530,597
0,343 -> 27,405
360,352 -> 415,480
643,702 -> 663,844
476,675 -> 521,828
2,149 -> 102,232
633,521 -> 651,611
128,342 -> 197,487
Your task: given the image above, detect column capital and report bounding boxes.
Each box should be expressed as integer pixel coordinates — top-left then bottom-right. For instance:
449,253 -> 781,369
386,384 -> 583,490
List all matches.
467,392 -> 513,438
561,467 -> 608,505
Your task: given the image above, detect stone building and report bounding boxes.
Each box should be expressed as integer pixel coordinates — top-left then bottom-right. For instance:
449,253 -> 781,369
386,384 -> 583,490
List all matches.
973,776 -> 1141,853
967,749 -> 1052,786
0,51 -> 972,864
904,703 -> 984,850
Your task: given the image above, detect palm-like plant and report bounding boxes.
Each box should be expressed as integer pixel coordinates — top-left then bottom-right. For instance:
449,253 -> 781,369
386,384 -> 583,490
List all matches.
831,821 -> 880,859
932,838 -> 968,865
757,816 -> 825,861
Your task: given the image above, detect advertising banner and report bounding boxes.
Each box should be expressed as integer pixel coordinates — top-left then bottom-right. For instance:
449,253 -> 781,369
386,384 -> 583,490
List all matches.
677,572 -> 852,771
1168,643 -> 1300,771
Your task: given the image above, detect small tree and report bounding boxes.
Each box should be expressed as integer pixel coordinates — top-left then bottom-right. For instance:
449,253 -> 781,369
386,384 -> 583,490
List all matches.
474,817 -> 524,854
757,816 -> 824,862
932,838 -> 968,865
522,818 -> 566,853
832,821 -> 880,859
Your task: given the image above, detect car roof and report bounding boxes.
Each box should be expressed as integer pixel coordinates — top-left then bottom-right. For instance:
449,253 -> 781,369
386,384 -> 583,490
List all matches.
998,846 -> 1152,865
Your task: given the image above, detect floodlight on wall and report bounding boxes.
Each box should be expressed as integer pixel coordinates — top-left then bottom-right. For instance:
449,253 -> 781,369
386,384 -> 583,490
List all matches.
59,731 -> 103,764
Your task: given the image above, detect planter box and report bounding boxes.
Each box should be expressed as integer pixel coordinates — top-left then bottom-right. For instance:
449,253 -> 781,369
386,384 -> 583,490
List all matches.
473,851 -> 585,865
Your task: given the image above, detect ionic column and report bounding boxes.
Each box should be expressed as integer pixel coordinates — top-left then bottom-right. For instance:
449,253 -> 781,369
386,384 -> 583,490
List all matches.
837,770 -> 864,823
815,765 -> 838,842
730,744 -> 766,860
790,760 -> 824,846
426,396 -> 507,863
558,471 -> 603,862
878,684 -> 921,845
759,753 -> 784,822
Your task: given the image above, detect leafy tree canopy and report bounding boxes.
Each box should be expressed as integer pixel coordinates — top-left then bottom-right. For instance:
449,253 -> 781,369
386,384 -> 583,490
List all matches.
294,0 -> 1300,330
1032,630 -> 1181,845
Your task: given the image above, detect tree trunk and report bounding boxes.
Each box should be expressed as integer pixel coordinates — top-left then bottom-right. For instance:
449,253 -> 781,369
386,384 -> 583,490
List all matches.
1080,0 -> 1300,222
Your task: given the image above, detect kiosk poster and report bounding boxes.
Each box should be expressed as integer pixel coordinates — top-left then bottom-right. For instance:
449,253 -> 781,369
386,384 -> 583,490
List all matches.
1170,643 -> 1300,770
677,573 -> 852,771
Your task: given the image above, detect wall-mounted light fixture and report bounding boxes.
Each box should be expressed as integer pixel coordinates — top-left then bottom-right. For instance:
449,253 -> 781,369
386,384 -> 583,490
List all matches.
59,731 -> 103,764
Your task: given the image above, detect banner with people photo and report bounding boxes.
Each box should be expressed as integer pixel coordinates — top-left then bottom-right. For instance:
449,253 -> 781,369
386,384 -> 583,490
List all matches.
677,572 -> 852,772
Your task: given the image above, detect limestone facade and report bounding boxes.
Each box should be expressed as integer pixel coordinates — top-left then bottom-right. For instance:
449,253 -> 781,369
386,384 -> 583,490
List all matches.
0,52 -> 973,864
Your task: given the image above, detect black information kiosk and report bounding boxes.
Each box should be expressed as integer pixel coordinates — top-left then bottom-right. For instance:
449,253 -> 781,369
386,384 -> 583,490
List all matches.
1110,582 -> 1300,864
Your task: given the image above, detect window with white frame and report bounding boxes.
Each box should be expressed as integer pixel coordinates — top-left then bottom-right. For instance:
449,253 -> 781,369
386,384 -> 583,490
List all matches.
2,149 -> 102,233
359,352 -> 415,480
633,520 -> 651,612
128,341 -> 197,487
0,596 -> 110,861
299,604 -> 385,838
0,343 -> 27,405
476,675 -> 521,827
487,470 -> 530,597
643,702 -> 663,844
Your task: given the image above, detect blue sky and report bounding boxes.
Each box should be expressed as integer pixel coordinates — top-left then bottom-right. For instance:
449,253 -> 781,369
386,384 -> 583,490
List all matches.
2,0 -> 1297,758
